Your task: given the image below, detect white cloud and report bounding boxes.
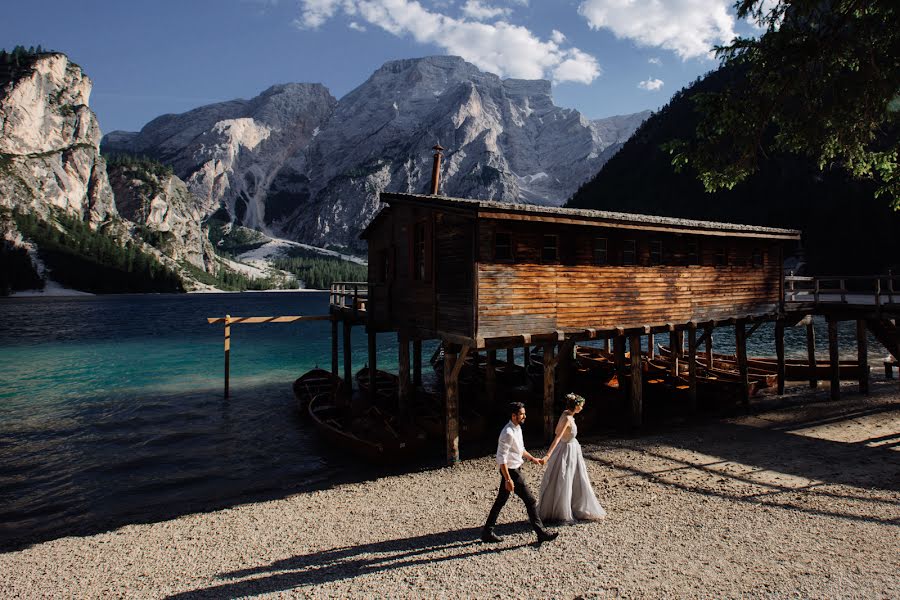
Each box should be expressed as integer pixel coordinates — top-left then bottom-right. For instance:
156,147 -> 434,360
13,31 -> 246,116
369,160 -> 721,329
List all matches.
648,57 -> 662,66
461,0 -> 511,20
577,0 -> 736,60
296,0 -> 601,84
638,77 -> 664,91
349,21 -> 366,31
550,29 -> 566,44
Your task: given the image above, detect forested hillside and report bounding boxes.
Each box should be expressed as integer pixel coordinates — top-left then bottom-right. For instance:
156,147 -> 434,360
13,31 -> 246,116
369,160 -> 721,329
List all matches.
566,66 -> 900,275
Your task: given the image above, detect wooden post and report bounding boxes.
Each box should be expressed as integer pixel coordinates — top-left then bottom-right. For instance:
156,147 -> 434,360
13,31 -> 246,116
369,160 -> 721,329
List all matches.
806,321 -> 817,389
444,348 -> 461,464
648,333 -> 655,358
343,321 -> 352,389
558,340 -> 574,397
523,345 -> 532,385
629,334 -> 643,427
604,337 -> 611,352
705,323 -> 714,368
506,348 -> 515,367
412,339 -> 422,387
669,330 -> 679,377
676,330 -> 685,357
735,321 -> 750,407
687,323 -> 698,412
367,330 -> 378,402
828,319 -> 840,401
613,335 -> 627,372
543,344 -> 556,441
775,319 -> 786,395
485,349 -> 497,408
224,314 -> 231,398
331,319 -> 339,376
398,331 -> 411,412
856,320 -> 869,395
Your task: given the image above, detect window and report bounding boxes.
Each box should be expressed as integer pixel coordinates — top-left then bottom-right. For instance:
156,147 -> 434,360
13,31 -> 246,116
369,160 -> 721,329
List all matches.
623,240 -> 636,266
752,248 -> 763,267
495,231 -> 513,261
715,247 -> 727,266
542,234 -> 558,262
686,241 -> 699,265
413,221 -> 426,280
649,240 -> 662,265
593,237 -> 608,265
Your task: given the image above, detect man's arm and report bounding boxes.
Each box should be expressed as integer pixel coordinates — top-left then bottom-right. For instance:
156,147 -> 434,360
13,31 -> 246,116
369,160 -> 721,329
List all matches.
522,450 -> 542,465
499,463 -> 513,492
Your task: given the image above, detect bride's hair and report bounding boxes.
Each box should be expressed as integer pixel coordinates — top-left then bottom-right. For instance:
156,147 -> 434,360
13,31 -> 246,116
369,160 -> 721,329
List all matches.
564,393 -> 586,411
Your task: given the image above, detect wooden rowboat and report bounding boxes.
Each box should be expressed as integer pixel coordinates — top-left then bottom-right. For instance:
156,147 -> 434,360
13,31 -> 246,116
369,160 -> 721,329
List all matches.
308,395 -> 427,464
293,368 -> 343,415
574,345 -> 617,376
356,367 -> 400,402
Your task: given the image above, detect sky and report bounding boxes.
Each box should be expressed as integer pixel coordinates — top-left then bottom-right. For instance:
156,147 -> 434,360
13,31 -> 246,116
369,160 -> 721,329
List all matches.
2,0 -> 765,134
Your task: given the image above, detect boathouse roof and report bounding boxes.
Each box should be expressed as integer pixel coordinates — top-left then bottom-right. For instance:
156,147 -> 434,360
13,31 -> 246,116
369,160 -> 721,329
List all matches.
362,192 -> 801,241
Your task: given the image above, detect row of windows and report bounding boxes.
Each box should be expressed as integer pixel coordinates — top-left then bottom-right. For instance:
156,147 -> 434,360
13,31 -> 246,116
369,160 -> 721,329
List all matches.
496,233 -> 765,267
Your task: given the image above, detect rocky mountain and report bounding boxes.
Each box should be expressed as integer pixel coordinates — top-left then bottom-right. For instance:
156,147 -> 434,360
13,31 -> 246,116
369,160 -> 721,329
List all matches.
104,56 -> 649,252
0,52 -> 116,224
106,158 -> 216,272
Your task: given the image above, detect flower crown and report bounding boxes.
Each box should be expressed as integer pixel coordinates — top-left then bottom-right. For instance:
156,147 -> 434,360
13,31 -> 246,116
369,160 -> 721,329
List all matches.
565,392 -> 585,405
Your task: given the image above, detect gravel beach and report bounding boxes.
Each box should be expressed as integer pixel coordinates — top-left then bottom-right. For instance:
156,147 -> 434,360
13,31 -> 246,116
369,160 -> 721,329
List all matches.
2,382 -> 898,599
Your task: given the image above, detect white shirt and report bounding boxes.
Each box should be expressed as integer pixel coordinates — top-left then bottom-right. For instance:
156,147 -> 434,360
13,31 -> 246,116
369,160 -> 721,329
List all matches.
495,421 -> 525,470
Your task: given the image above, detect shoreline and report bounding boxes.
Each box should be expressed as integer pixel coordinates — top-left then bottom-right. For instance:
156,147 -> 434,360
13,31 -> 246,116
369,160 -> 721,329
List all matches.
2,382 -> 897,598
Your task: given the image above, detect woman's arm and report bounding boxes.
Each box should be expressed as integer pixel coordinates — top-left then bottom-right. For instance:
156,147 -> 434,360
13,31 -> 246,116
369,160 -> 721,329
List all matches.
544,419 -> 571,459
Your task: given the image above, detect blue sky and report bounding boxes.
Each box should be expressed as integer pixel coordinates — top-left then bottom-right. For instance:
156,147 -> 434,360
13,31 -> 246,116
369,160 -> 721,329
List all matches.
2,0 -> 762,133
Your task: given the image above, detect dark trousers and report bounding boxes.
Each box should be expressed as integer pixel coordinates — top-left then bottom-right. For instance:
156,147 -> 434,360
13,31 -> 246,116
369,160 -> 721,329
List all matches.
484,468 -> 546,533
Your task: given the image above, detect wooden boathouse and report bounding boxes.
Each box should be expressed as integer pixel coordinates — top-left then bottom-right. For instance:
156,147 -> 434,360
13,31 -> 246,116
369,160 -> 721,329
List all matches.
332,184 -> 807,463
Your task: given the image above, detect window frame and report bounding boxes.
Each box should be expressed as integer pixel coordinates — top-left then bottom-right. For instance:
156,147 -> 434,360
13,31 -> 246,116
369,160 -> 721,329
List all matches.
494,230 -> 514,262
622,239 -> 637,266
649,240 -> 662,266
541,234 -> 559,263
593,237 -> 608,265
714,246 -> 728,267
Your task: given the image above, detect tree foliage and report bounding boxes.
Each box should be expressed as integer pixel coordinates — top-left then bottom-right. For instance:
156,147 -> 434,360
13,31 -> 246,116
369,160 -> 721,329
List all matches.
670,0 -> 900,206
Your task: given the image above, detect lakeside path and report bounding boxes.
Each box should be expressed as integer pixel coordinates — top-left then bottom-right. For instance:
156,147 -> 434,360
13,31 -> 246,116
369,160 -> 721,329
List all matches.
2,385 -> 899,598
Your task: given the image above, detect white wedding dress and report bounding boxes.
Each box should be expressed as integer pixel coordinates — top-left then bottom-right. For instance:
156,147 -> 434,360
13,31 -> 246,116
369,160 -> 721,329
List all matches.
538,414 -> 607,523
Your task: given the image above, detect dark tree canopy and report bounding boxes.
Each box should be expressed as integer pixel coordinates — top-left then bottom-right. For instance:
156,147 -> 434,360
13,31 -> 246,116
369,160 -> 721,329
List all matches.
670,0 -> 900,206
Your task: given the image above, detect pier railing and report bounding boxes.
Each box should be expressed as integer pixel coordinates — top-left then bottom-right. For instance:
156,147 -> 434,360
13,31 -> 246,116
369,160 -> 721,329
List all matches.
785,274 -> 898,307
329,281 -> 369,315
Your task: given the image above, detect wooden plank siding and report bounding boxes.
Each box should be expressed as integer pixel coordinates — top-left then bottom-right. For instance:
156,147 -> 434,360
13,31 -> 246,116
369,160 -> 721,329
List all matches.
475,220 -> 782,339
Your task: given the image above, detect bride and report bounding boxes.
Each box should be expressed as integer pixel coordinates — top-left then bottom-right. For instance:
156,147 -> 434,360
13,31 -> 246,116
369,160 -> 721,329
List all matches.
538,393 -> 607,523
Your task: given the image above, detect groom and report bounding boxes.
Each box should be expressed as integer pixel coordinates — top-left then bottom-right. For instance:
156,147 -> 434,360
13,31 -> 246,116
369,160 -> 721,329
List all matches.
481,402 -> 558,544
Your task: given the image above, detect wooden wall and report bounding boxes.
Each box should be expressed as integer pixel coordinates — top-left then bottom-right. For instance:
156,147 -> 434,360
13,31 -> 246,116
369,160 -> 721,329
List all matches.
476,220 -> 783,339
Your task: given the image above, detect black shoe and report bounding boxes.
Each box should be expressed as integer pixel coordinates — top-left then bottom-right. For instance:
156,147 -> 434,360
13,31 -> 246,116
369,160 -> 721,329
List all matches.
481,528 -> 502,543
536,529 -> 558,543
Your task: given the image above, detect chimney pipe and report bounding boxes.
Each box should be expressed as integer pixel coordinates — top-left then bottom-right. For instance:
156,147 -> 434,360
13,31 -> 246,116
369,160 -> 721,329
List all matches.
430,144 -> 444,195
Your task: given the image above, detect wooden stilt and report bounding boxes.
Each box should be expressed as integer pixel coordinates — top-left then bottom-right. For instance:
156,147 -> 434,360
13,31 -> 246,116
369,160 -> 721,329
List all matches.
543,344 -> 556,440
343,321 -> 353,389
557,340 -> 574,397
368,329 -> 378,402
828,319 -> 840,401
444,347 -> 466,465
629,334 -> 643,427
806,321 -> 817,389
507,348 -> 515,367
648,333 -> 655,358
613,335 -> 627,372
523,345 -> 532,385
687,323 -> 697,412
224,314 -> 231,398
331,318 -> 339,377
704,323 -> 714,368
485,349 -> 497,407
412,339 -> 422,387
398,331 -> 411,413
604,337 -> 611,352
735,321 -> 750,407
669,330 -> 679,377
856,320 -> 869,395
775,319 -> 786,395
676,330 -> 685,357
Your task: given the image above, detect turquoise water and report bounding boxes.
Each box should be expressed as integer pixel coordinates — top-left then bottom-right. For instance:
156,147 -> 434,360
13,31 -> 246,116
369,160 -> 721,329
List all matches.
0,292 -> 437,551
0,293 -> 886,550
